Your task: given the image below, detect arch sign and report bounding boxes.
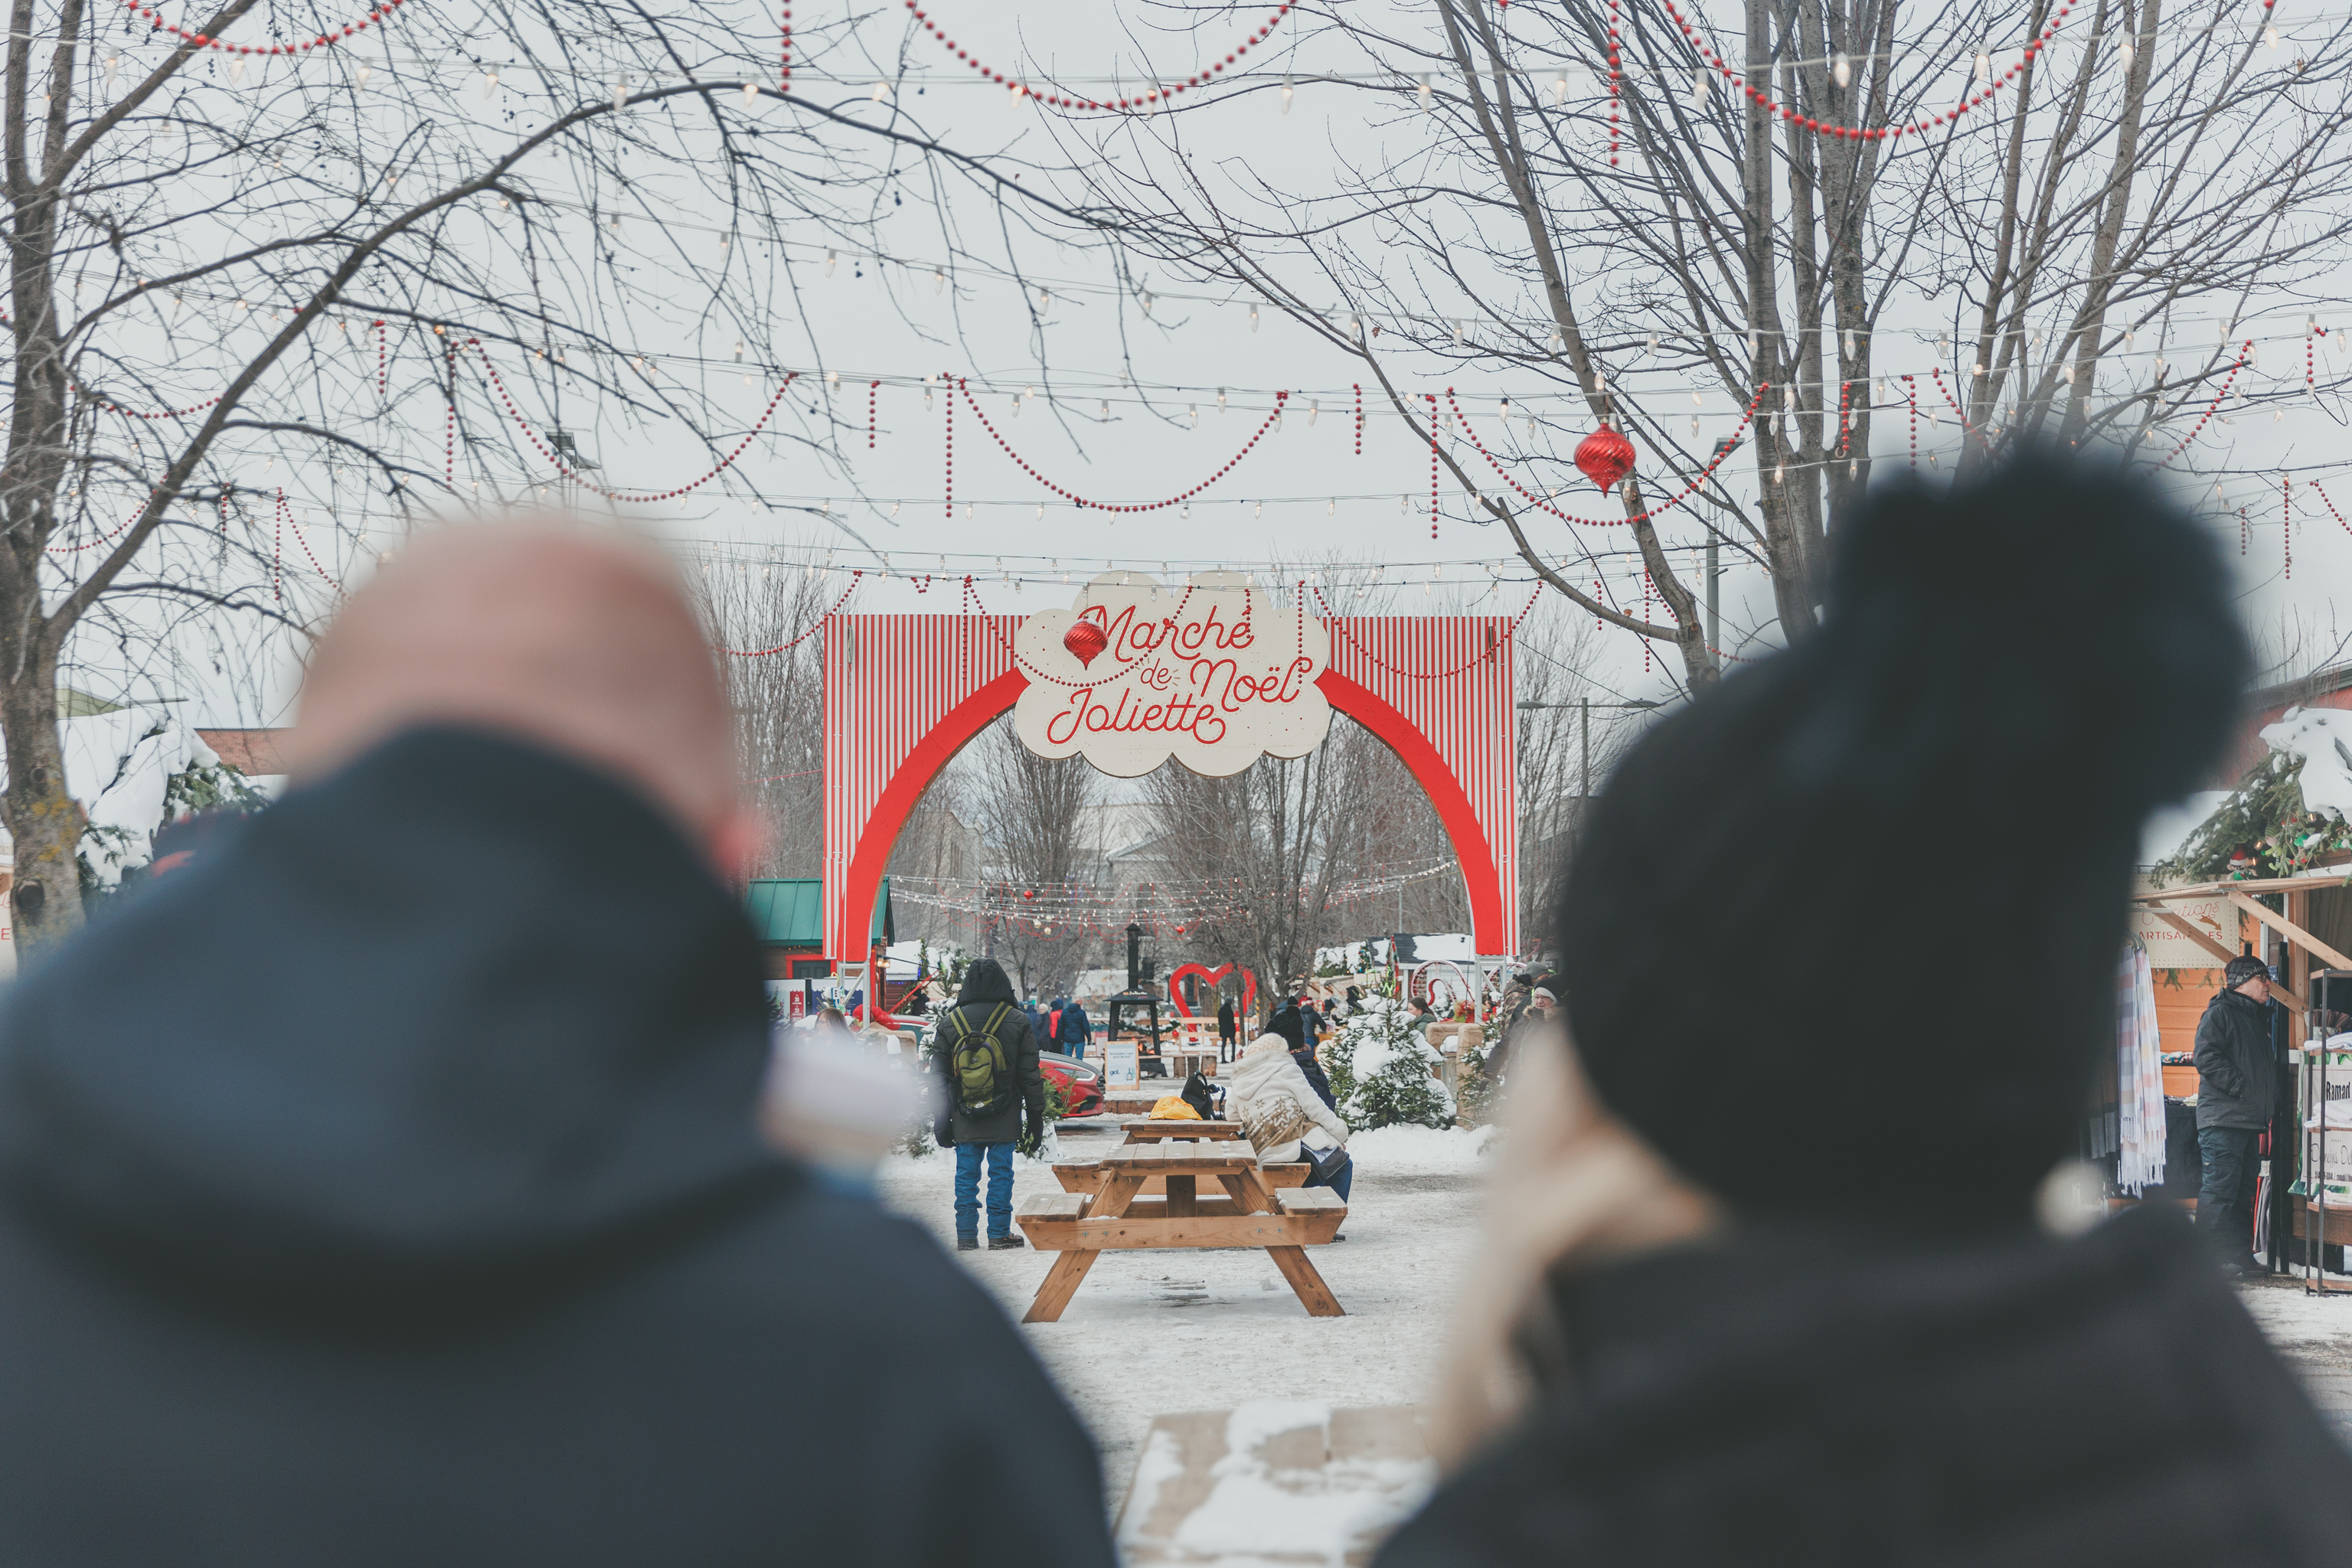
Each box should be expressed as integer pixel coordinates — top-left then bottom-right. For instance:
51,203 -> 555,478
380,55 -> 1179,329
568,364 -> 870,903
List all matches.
822,573 -> 1520,966
1013,573 -> 1332,776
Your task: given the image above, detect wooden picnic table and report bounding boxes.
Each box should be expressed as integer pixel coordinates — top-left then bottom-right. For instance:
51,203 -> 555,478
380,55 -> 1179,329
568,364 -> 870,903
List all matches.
1014,1143 -> 1346,1322
1122,1118 -> 1243,1144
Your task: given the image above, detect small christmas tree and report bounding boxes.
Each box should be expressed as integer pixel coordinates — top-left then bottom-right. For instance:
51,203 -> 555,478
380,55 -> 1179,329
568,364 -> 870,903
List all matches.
1327,992 -> 1455,1131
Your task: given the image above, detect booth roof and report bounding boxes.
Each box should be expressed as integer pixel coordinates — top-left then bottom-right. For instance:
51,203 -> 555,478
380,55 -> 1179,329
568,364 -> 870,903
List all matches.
743,878 -> 893,950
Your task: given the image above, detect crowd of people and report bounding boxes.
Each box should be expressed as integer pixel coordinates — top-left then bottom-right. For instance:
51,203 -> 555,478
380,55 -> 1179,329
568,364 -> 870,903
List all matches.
3,452 -> 2350,1563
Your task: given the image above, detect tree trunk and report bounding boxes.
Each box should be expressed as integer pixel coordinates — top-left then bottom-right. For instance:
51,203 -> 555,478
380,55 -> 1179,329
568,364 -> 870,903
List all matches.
2,652 -> 83,955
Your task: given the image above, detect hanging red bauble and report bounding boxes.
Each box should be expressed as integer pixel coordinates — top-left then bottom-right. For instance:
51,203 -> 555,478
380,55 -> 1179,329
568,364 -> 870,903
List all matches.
1574,424 -> 1636,492
1063,608 -> 1109,668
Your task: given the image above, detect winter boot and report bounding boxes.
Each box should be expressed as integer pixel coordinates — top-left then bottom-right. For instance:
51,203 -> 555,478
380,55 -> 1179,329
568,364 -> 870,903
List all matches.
988,1233 -> 1026,1250
956,1236 -> 980,1252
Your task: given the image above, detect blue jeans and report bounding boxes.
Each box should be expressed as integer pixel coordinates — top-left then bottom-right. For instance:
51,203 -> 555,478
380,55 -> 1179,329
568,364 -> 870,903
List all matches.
955,1142 -> 1016,1240
2196,1125 -> 2261,1258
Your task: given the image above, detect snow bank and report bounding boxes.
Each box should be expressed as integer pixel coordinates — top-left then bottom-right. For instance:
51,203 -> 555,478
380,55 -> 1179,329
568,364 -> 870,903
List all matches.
1346,1123 -> 1498,1172
2261,707 -> 2352,819
1119,1400 -> 1436,1568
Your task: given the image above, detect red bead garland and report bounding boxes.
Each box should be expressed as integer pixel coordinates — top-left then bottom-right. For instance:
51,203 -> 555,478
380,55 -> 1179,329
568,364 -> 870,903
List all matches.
1441,384 -> 1766,526
952,377 -> 1286,513
903,0 -> 1292,113
1427,393 -> 1439,539
43,498 -> 145,556
1663,0 -> 2076,142
718,573 -> 864,656
469,339 -> 798,502
121,0 -> 411,57
281,488 -> 345,596
1310,584 -> 1545,681
2154,344 -> 2251,469
1607,0 -> 1622,166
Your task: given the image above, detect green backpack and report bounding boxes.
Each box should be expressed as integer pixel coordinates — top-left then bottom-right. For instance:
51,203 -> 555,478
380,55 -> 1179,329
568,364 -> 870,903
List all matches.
943,1003 -> 1016,1119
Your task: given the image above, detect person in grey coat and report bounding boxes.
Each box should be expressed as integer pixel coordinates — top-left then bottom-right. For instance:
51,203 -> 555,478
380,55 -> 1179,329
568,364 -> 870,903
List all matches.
2194,954 -> 2278,1273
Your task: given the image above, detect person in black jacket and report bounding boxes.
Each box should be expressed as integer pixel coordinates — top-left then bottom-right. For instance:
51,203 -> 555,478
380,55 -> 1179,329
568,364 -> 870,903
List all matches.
933,959 -> 1047,1250
1217,995 -> 1238,1061
1377,453 -> 2352,1568
2195,954 -> 2279,1272
0,523 -> 1113,1568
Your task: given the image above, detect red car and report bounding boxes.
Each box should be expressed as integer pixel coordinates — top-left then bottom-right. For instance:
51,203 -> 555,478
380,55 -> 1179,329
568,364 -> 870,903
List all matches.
1038,1053 -> 1104,1118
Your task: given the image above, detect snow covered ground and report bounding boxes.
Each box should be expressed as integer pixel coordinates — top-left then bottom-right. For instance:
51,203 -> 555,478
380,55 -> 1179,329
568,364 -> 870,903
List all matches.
875,1121 -> 1498,1502
880,1123 -> 2352,1512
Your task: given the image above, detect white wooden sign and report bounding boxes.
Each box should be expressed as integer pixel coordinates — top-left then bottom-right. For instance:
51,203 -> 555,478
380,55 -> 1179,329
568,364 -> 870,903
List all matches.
2128,887 -> 2238,970
1013,573 -> 1333,777
1105,1035 -> 1140,1089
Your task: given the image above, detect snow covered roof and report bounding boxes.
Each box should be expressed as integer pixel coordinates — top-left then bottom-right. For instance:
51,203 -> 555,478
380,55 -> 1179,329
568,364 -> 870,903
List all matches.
0,706 -> 221,885
2261,706 -> 2352,820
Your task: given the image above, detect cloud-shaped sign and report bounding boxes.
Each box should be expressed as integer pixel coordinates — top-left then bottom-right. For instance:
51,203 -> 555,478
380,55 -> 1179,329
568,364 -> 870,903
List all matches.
1012,572 -> 1333,778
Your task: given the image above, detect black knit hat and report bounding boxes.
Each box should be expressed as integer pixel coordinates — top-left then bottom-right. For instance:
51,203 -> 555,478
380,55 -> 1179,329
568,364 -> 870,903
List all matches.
2224,956 -> 2272,989
1557,451 -> 2247,1225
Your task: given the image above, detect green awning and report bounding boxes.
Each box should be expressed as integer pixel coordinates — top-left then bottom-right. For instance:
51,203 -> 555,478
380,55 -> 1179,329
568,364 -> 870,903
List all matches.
743,877 -> 892,949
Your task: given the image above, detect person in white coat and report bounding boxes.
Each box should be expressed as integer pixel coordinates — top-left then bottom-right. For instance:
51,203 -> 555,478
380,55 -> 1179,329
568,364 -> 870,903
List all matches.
1229,1032 -> 1354,1203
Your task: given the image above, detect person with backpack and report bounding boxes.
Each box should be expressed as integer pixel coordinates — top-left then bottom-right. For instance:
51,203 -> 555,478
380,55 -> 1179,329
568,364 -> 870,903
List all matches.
933,959 -> 1047,1251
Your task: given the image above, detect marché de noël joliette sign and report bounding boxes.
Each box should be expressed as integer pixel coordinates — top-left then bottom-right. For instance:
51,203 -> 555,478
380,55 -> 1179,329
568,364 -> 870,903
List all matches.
1012,572 -> 1333,777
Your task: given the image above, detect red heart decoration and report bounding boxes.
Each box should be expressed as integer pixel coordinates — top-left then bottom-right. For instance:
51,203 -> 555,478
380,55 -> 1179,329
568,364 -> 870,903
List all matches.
1166,962 -> 1256,1022
1574,424 -> 1636,492
1063,615 -> 1109,668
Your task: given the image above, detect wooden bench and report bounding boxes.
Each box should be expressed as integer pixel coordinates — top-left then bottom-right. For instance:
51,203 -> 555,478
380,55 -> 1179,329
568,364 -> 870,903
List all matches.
1014,1143 -> 1347,1321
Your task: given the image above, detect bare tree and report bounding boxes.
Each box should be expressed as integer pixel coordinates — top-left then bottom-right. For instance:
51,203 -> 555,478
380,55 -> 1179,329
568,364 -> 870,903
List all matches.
1058,0 -> 2352,688
3,0 -> 1102,957
969,716 -> 1099,997
694,550 -> 831,878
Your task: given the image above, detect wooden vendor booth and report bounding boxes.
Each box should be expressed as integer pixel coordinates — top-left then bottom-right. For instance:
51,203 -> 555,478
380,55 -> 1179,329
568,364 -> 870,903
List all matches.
2131,866 -> 2352,1291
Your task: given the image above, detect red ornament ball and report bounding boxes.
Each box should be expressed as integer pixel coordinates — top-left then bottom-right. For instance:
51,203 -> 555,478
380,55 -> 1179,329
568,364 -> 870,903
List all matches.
1063,615 -> 1109,668
1574,424 -> 1637,492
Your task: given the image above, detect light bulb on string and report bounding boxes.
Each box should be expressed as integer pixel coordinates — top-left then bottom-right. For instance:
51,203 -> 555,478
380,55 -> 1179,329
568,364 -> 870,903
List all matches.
1689,69 -> 1707,106
825,251 -> 837,277
1281,77 -> 1295,113
354,64 -> 371,92
1557,74 -> 1572,106
1833,53 -> 1852,89
1250,305 -> 1260,332
743,81 -> 759,103
483,70 -> 500,99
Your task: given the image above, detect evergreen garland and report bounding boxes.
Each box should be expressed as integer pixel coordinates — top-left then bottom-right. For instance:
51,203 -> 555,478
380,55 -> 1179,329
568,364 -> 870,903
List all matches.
2154,751 -> 2352,882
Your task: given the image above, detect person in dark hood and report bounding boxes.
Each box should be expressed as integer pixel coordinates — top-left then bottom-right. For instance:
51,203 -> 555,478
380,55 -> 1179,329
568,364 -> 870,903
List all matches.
1216,993 -> 1238,1060
933,958 -> 1047,1250
0,522 -> 1113,1568
1377,453 -> 2352,1568
1053,994 -> 1091,1062
2195,953 -> 2279,1272
1268,1004 -> 1338,1113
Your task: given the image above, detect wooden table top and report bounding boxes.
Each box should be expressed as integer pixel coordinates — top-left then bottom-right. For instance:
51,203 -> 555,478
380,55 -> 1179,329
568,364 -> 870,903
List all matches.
1103,1142 -> 1262,1172
1122,1119 -> 1241,1139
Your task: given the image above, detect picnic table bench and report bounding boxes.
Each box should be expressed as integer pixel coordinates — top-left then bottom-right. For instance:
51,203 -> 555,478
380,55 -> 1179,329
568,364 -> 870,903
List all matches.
1015,1143 -> 1346,1322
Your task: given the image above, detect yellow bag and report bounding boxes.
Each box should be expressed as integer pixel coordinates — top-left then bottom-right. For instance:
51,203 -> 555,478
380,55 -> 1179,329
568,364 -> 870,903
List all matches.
1148,1095 -> 1203,1121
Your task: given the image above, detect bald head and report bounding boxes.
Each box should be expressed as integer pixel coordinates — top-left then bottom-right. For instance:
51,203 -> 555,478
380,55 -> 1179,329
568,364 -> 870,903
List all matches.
293,521 -> 751,867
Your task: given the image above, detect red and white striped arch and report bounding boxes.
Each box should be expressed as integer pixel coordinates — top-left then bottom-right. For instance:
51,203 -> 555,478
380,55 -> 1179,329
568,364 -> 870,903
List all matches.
822,611 -> 1517,961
